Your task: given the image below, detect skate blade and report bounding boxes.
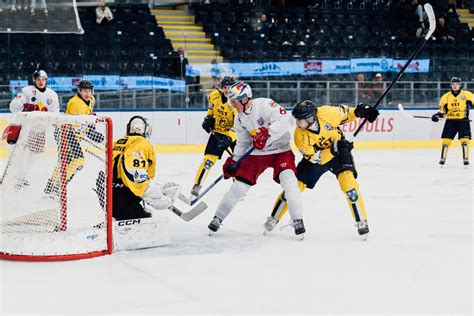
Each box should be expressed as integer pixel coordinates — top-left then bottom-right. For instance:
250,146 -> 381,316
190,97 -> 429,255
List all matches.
297,234 -> 305,241
360,234 -> 368,241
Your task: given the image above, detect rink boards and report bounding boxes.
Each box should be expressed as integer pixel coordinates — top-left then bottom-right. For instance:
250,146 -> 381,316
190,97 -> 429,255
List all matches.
1,109 -> 473,158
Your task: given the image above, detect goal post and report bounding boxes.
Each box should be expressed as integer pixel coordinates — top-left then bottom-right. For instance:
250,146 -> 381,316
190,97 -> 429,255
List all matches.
0,112 -> 113,261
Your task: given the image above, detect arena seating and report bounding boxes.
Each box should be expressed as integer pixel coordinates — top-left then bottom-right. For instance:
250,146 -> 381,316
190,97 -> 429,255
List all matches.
0,4 -> 179,85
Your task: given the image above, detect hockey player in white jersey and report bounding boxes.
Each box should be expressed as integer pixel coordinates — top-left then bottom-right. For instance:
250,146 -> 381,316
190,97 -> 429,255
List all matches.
9,70 -> 60,113
208,81 -> 305,237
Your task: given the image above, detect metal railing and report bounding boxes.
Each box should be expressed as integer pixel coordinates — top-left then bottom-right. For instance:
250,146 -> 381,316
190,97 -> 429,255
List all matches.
1,81 -> 473,111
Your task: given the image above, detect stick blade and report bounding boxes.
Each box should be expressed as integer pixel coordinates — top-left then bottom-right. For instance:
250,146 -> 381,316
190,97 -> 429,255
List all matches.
424,3 -> 436,40
180,201 -> 208,221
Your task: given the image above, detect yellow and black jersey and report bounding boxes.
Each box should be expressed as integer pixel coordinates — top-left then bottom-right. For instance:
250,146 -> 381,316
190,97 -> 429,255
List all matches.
207,89 -> 237,137
294,105 -> 358,165
112,135 -> 156,198
65,95 -> 96,115
439,90 -> 473,120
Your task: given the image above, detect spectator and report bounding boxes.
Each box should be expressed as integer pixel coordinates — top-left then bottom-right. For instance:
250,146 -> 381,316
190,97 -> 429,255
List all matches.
211,59 -> 220,89
30,0 -> 47,15
414,0 -> 429,38
356,73 -> 373,103
370,73 -> 384,100
257,14 -> 271,34
96,0 -> 114,25
176,47 -> 189,81
435,16 -> 456,43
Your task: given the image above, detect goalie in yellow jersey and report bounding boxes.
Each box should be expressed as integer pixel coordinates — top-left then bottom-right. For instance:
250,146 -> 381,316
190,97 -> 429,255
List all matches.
431,77 -> 473,166
263,100 -> 379,238
190,76 -> 237,197
113,116 -> 180,220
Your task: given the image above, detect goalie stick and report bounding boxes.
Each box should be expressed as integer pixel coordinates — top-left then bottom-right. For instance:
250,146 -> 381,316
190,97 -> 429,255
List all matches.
353,3 -> 436,137
168,201 -> 208,221
398,103 -> 472,122
179,147 -> 256,206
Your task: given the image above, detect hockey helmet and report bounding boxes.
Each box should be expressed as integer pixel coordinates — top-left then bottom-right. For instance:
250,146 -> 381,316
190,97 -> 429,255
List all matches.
77,79 -> 94,91
227,81 -> 252,101
292,100 -> 317,120
220,76 -> 236,88
32,70 -> 48,81
127,116 -> 152,138
450,77 -> 462,84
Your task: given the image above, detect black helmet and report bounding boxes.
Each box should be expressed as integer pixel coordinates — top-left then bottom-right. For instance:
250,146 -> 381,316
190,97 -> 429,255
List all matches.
450,77 -> 462,84
32,69 -> 48,80
220,76 -> 236,88
77,79 -> 94,90
292,100 -> 317,120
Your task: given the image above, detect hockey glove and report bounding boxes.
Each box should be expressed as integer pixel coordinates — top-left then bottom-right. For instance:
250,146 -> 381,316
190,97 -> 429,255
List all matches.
202,116 -> 215,134
330,139 -> 354,157
431,112 -> 443,122
354,103 -> 379,123
22,103 -> 38,112
223,157 -> 239,179
252,127 -> 270,150
2,124 -> 22,145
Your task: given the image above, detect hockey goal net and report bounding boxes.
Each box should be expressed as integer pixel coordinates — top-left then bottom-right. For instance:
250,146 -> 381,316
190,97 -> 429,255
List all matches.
0,112 -> 113,261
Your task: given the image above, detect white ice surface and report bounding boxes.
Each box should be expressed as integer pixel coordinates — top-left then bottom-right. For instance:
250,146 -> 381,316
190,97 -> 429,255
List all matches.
1,148 -> 472,315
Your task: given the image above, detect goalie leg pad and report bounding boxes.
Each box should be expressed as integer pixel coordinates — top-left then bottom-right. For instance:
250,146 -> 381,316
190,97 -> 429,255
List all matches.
113,216 -> 169,251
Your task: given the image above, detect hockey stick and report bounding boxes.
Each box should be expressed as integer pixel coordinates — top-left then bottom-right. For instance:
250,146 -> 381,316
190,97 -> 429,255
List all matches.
397,103 -> 432,119
179,147 -> 256,205
353,3 -> 436,137
168,201 -> 208,221
398,103 -> 473,122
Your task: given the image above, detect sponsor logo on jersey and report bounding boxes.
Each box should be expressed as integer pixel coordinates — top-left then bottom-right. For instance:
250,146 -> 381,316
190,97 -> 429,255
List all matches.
15,94 -> 22,99
324,123 -> 334,131
460,95 -> 466,100
31,97 -> 36,102
270,101 -> 279,107
257,117 -> 265,126
47,98 -> 53,105
32,90 -> 37,96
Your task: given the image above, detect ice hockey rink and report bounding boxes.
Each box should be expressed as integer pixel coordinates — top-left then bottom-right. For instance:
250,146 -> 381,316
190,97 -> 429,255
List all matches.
0,147 -> 472,315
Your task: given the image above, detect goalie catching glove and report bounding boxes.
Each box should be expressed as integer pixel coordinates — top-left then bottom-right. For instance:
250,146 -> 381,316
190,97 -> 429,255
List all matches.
142,181 -> 181,210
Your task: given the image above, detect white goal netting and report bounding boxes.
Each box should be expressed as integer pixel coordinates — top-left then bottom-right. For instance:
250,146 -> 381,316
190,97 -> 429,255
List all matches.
0,112 -> 112,260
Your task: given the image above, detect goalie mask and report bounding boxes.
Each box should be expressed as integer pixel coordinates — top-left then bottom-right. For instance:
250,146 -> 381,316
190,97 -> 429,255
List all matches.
127,116 -> 152,139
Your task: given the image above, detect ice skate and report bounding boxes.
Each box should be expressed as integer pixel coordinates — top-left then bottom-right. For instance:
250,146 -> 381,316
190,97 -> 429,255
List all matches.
356,220 -> 369,241
263,216 -> 279,235
439,158 -> 446,166
208,216 -> 222,235
293,219 -> 305,240
463,158 -> 469,166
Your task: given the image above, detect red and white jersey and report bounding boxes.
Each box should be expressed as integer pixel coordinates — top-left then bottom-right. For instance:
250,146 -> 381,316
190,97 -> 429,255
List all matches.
233,97 -> 293,159
10,85 -> 60,113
